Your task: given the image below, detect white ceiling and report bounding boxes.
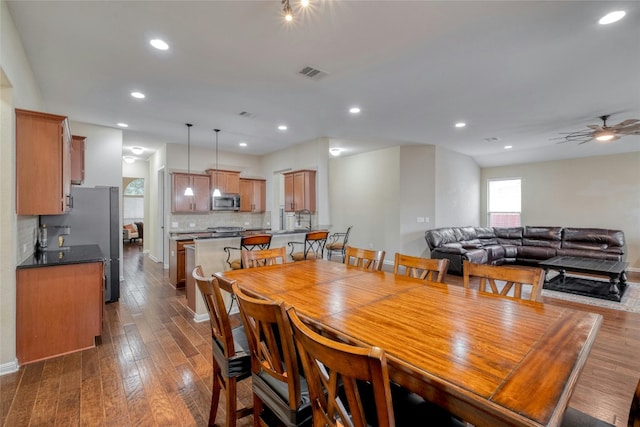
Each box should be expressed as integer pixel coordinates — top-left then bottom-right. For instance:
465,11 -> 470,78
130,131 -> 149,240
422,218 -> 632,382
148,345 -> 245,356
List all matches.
6,1 -> 640,167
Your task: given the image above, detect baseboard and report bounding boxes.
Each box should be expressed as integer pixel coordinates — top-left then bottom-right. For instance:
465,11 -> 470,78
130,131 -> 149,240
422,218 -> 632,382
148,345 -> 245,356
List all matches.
193,312 -> 209,323
0,359 -> 19,376
628,267 -> 639,273
148,254 -> 159,263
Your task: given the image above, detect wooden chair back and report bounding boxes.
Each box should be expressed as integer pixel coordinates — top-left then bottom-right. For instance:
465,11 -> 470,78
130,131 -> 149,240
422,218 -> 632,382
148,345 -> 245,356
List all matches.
463,261 -> 544,302
193,266 -> 235,357
344,245 -> 386,271
287,306 -> 395,427
289,230 -> 329,261
232,283 -> 305,421
393,253 -> 450,283
224,233 -> 272,269
241,246 -> 287,268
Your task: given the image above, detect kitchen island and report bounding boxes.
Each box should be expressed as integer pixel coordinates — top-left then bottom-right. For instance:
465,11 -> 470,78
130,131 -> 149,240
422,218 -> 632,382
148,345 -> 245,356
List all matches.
174,229 -> 319,320
16,245 -> 105,364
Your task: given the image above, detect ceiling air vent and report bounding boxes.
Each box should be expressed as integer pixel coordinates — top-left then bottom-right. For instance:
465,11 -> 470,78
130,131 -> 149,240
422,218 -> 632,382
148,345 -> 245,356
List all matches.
298,66 -> 328,81
239,111 -> 256,119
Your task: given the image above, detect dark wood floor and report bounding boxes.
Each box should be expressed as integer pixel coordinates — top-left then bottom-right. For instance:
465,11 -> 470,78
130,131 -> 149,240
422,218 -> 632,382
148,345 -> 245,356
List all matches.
2,245 -> 639,426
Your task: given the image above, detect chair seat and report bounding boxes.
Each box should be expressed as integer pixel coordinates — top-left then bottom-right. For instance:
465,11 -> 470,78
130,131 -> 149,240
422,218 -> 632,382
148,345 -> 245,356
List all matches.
253,371 -> 312,426
290,251 -> 322,261
229,258 -> 242,270
212,325 -> 252,378
560,407 -> 615,427
325,242 -> 344,250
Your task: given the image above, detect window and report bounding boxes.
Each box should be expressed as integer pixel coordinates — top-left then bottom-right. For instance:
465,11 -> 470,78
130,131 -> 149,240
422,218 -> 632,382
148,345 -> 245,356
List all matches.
488,178 -> 521,227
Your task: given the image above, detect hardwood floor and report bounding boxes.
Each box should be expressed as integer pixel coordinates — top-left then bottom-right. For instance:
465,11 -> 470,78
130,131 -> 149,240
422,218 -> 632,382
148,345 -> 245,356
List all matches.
1,246 -> 639,426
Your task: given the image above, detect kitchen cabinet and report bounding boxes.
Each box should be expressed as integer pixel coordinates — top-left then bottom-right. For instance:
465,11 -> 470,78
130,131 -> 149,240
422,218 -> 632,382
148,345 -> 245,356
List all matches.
206,169 -> 240,194
70,135 -> 86,185
169,238 -> 194,288
16,108 -> 72,215
172,172 -> 210,213
16,261 -> 103,364
239,178 -> 266,212
284,170 -> 316,212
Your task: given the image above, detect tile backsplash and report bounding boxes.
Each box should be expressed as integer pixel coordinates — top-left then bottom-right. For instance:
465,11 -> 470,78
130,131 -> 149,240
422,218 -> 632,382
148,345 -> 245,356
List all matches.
169,211 -> 271,232
17,215 -> 38,262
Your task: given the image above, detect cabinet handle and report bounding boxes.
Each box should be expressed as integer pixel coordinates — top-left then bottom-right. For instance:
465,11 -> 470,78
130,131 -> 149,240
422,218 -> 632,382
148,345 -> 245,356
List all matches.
66,195 -> 73,208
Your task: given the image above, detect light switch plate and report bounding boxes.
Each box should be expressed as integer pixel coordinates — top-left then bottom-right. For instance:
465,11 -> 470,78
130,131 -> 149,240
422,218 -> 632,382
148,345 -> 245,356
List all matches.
417,217 -> 425,223
171,222 -> 178,228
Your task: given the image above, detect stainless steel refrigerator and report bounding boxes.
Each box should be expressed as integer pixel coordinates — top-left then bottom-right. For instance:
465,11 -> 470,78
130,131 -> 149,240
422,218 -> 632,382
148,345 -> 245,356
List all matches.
41,186 -> 120,302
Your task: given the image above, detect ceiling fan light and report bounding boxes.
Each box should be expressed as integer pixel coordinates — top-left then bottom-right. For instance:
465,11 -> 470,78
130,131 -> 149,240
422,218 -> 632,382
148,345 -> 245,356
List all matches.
595,130 -> 615,142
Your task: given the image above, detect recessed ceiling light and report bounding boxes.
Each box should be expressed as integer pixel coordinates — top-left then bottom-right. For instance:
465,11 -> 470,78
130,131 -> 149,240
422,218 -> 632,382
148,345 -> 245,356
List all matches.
349,107 -> 361,114
301,0 -> 310,7
239,142 -> 247,147
504,145 -> 513,149
131,91 -> 145,99
455,122 -> 466,128
150,39 -> 169,50
329,147 -> 342,156
599,11 -> 625,25
123,156 -> 135,163
117,123 -> 129,128
278,125 -> 288,131
131,146 -> 144,155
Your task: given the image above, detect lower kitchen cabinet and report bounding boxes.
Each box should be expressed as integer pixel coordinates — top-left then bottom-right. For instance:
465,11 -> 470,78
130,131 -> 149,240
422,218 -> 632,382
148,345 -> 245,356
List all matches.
169,238 -> 193,288
16,262 -> 104,364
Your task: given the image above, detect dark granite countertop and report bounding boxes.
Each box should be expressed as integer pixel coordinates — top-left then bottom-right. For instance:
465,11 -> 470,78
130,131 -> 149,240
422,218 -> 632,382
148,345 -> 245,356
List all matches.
17,244 -> 105,269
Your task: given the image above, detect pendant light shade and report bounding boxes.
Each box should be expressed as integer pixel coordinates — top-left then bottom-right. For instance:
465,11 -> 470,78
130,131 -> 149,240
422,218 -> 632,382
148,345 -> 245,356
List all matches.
212,129 -> 221,198
184,123 -> 194,196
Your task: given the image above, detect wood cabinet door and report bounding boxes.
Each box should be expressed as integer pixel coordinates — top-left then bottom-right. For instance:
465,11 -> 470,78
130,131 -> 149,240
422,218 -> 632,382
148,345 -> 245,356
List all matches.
192,174 -> 211,212
224,171 -> 240,194
172,173 -> 192,212
16,109 -> 72,215
239,179 -> 253,212
284,173 -> 294,211
70,135 -> 86,185
253,179 -> 266,212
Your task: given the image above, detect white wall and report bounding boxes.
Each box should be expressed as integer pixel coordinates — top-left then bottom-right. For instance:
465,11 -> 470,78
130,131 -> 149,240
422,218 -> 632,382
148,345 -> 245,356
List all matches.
435,146 -> 481,228
123,158 -> 150,253
481,152 -> 640,269
329,146 -> 401,259
399,145 -> 436,257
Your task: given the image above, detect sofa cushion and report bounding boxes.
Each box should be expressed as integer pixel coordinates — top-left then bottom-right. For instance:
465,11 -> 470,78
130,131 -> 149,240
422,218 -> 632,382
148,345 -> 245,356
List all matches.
556,248 -> 622,261
454,227 -> 478,242
461,239 -> 482,249
425,228 -> 457,250
562,228 -> 625,254
522,226 -> 562,248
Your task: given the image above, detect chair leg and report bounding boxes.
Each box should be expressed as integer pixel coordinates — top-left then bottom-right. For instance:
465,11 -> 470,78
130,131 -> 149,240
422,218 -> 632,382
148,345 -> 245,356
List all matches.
253,393 -> 263,427
208,365 -> 222,426
226,377 -> 238,427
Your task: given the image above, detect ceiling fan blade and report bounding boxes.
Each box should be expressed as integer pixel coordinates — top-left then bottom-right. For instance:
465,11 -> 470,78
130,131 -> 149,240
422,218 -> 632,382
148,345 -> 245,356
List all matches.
578,137 -> 594,145
586,125 -> 603,131
612,119 -> 640,128
616,124 -> 640,134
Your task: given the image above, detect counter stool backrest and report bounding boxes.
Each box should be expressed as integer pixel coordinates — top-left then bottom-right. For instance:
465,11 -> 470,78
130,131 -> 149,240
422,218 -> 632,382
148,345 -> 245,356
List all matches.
224,233 -> 272,270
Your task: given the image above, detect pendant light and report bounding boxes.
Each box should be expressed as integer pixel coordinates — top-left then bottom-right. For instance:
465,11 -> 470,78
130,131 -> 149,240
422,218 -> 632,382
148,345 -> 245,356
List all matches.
184,123 -> 194,196
212,129 -> 221,197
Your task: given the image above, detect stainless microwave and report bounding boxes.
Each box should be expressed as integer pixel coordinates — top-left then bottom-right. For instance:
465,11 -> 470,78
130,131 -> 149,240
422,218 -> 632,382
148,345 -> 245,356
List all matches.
212,194 -> 240,211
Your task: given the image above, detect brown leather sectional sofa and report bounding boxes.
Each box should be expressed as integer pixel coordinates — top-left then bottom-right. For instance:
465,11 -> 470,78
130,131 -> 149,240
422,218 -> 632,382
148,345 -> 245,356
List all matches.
425,226 -> 625,275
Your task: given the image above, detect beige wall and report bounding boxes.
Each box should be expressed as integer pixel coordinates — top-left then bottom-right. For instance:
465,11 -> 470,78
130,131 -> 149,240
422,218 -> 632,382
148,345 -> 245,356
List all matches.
481,152 -> 640,269
435,146 -> 481,228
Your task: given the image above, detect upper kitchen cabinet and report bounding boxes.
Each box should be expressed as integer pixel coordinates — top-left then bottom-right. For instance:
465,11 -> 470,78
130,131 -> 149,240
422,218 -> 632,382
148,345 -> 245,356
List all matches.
284,170 -> 316,212
171,172 -> 211,213
239,178 -> 266,212
70,135 -> 86,185
16,109 -> 72,215
206,169 -> 240,194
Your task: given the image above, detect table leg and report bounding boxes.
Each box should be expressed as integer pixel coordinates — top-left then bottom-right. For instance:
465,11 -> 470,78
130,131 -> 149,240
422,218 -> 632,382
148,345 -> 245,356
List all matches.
608,276 -> 621,298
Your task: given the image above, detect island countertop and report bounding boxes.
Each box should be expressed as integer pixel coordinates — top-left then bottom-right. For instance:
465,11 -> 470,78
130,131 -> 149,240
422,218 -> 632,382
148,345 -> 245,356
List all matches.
17,244 -> 105,269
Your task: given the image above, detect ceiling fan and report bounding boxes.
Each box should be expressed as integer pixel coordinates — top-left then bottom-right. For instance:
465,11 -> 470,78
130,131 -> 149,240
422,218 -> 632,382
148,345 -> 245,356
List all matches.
554,115 -> 640,144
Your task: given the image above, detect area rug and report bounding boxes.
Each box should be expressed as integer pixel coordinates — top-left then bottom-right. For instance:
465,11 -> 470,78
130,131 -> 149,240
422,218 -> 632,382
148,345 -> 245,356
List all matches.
542,280 -> 640,314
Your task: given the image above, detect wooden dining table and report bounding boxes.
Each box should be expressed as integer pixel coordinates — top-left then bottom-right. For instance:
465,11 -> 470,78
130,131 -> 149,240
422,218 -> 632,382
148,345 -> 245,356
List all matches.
217,259 -> 603,427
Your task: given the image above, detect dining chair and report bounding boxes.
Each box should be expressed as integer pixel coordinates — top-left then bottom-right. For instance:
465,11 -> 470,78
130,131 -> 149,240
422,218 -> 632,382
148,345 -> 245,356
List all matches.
224,233 -> 272,269
562,375 -> 639,427
287,306 -> 466,427
241,246 -> 287,268
288,230 -> 329,261
344,245 -> 386,271
231,283 -> 312,427
462,261 -> 544,302
325,226 -> 352,261
192,266 -> 252,427
393,252 -> 450,283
